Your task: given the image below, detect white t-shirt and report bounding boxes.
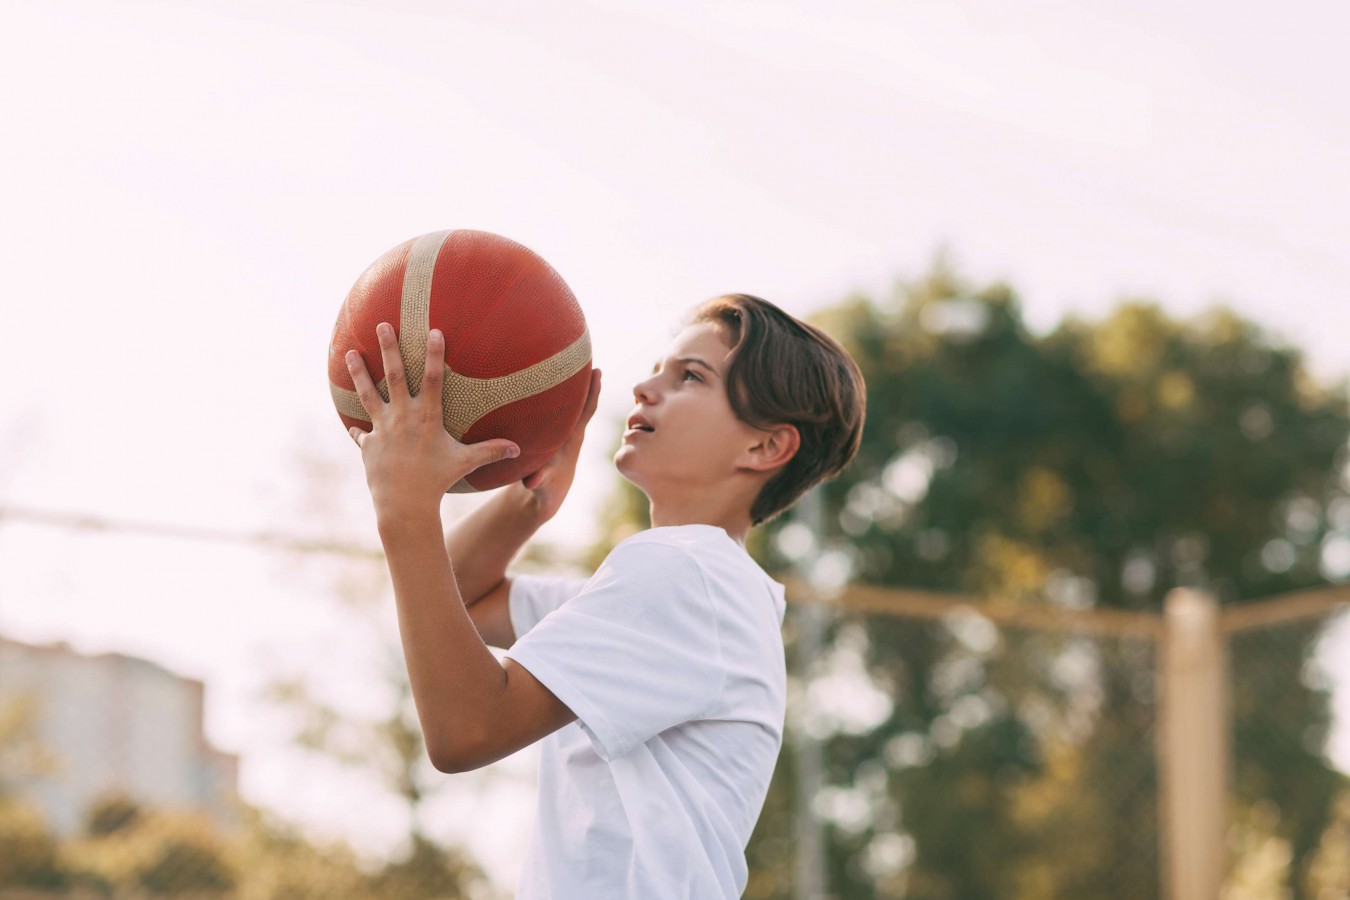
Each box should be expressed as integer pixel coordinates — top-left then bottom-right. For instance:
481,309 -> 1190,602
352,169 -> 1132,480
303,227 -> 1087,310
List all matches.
504,524 -> 788,899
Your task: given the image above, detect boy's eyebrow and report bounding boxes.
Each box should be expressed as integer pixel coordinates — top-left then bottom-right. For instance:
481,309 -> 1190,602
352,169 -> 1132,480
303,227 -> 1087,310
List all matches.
650,356 -> 719,377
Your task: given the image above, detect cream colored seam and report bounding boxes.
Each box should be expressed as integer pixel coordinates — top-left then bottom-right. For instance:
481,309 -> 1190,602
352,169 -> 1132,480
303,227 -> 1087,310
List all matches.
330,327 -> 591,437
399,230 -> 450,395
439,328 -> 591,437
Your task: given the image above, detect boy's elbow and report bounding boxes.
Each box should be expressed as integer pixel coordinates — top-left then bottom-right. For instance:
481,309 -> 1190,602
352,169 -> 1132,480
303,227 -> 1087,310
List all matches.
431,751 -> 463,774
430,732 -> 488,774
431,745 -> 467,774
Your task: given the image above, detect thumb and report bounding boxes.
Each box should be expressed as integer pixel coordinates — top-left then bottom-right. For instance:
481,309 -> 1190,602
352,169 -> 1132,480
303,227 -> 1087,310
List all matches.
468,439 -> 521,469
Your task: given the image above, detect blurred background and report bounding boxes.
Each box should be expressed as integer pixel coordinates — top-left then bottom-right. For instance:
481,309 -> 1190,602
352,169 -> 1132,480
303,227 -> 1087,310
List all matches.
2,0 -> 1349,897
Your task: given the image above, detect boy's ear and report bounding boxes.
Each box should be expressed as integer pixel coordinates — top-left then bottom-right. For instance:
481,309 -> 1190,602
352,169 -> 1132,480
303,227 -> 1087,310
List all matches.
742,424 -> 800,473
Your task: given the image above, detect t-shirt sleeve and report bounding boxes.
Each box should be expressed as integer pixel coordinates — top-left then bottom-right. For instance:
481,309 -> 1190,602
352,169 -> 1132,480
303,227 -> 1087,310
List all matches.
508,573 -> 589,640
503,539 -> 726,762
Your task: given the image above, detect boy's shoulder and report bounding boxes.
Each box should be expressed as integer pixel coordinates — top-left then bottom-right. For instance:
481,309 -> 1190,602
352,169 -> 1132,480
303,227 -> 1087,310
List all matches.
609,525 -> 777,590
600,525 -> 788,628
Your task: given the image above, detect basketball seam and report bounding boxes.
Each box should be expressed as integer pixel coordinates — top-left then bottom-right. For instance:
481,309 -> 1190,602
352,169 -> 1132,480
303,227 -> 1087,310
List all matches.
328,327 -> 591,438
398,230 -> 450,395
440,328 -> 591,436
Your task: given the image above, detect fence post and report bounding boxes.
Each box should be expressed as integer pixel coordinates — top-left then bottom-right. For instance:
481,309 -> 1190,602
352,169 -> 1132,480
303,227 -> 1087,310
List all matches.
1158,587 -> 1228,899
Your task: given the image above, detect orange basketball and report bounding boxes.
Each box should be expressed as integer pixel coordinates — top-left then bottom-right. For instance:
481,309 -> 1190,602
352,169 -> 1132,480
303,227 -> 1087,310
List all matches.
327,229 -> 592,493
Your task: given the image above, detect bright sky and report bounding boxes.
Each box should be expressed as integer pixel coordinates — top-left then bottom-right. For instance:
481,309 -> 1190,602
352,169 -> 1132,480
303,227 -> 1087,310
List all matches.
1,0 -> 1348,893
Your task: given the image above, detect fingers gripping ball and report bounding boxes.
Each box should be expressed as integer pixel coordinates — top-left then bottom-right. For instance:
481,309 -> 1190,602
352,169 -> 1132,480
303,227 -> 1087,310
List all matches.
328,229 -> 592,492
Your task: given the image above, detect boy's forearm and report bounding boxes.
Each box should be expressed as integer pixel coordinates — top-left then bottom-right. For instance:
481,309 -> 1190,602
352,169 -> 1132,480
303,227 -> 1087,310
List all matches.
377,510 -> 505,768
444,483 -> 549,606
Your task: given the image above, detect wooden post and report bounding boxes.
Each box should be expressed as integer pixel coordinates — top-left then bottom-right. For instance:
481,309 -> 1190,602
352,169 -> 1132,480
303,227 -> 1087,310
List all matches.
1158,588 -> 1228,899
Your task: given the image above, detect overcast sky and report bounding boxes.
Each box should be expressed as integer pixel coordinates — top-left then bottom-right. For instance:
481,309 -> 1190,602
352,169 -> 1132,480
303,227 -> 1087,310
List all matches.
1,0 -> 1347,893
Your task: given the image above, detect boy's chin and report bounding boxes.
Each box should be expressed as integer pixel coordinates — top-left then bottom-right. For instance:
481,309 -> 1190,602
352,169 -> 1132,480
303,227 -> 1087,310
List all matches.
613,452 -> 650,486
613,449 -> 638,474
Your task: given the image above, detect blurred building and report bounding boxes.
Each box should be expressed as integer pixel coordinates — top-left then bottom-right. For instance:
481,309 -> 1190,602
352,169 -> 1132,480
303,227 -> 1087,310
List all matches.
0,634 -> 239,836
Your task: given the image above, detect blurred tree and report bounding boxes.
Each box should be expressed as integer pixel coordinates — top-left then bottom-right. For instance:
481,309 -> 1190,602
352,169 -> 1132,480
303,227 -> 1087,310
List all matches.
85,791 -> 143,837
138,834 -> 236,895
1305,790 -> 1350,896
0,798 -> 64,890
60,797 -> 468,900
587,251 -> 1350,897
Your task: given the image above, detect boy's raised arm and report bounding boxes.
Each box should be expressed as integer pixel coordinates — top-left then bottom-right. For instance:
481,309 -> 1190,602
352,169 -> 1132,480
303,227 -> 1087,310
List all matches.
344,327 -> 600,772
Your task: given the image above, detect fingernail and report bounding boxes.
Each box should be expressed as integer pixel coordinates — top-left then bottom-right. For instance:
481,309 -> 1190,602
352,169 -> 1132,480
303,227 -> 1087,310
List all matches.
507,446 -> 520,458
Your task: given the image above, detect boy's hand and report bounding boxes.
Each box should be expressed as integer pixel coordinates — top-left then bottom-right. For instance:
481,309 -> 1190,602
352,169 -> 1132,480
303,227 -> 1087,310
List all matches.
346,323 -> 521,521
514,367 -> 602,522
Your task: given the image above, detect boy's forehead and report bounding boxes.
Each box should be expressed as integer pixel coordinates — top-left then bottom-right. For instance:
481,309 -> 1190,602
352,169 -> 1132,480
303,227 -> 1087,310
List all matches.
668,322 -> 731,356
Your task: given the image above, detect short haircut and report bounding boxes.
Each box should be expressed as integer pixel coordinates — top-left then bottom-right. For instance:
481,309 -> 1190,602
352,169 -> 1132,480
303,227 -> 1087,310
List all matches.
686,293 -> 867,526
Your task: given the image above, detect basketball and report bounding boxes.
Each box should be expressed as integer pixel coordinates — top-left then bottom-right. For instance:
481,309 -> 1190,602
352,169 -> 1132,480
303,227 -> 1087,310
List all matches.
327,229 -> 592,493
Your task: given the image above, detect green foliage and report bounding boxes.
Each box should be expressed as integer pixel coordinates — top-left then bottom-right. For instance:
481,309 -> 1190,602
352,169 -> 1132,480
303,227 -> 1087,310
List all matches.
799,264 -> 1346,896
0,793 -> 493,900
0,799 -> 64,889
85,793 -> 143,838
138,836 -> 235,895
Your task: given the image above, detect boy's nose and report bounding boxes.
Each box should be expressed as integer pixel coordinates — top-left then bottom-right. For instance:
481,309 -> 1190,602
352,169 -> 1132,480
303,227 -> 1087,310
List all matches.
633,380 -> 658,404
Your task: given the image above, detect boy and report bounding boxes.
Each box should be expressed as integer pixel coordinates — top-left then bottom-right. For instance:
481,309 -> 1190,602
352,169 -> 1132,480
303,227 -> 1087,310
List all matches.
345,293 -> 866,897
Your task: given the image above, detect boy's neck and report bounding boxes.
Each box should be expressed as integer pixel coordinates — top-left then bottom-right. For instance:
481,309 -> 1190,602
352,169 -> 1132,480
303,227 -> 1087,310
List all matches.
648,505 -> 750,549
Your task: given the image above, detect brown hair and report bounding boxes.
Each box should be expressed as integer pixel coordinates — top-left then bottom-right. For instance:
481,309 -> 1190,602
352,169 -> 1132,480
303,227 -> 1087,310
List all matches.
687,293 -> 867,526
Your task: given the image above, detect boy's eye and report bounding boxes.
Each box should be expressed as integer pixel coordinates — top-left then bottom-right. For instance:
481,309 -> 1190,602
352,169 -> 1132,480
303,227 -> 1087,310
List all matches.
682,369 -> 701,382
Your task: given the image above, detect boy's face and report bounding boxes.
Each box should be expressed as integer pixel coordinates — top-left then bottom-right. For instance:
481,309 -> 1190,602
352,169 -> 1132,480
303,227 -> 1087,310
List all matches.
615,321 -> 772,502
